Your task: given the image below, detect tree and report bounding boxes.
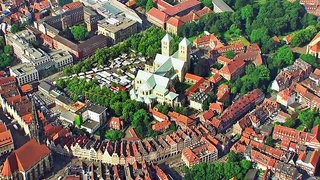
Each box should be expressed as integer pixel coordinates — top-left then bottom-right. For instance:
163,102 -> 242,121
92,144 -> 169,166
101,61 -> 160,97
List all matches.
169,122 -> 177,131
225,50 -> 235,59
201,0 -> 213,9
290,26 -> 317,47
4,45 -> 13,55
10,23 -> 20,33
265,136 -> 276,147
71,25 -> 89,41
300,54 -> 317,68
136,0 -> 147,8
145,0 -> 154,12
240,5 -> 253,20
283,117 -> 296,128
74,114 -> 83,127
105,130 -> 124,141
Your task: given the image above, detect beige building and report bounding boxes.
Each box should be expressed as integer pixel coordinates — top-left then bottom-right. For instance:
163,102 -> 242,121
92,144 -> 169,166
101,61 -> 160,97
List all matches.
49,49 -> 73,70
9,63 -> 39,85
98,16 -> 138,44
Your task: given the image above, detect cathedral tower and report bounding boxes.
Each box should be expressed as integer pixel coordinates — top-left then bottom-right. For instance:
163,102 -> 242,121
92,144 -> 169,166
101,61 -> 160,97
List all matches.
161,34 -> 173,56
29,98 -> 44,144
178,37 -> 191,69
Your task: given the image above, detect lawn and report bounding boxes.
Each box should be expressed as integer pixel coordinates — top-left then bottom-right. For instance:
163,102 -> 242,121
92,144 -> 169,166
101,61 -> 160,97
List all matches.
254,0 -> 266,4
228,36 -> 251,46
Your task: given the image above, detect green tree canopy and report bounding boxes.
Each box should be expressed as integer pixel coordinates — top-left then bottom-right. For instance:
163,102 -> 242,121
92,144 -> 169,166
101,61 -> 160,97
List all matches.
146,0 -> 154,12
299,54 -> 317,68
74,114 -> 83,127
71,25 -> 89,41
105,130 -> 124,141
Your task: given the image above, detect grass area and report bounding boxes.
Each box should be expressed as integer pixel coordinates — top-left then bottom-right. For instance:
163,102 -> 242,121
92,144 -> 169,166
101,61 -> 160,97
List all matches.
296,125 -> 305,131
254,0 -> 266,4
175,82 -> 192,94
228,36 -> 250,46
188,32 -> 205,43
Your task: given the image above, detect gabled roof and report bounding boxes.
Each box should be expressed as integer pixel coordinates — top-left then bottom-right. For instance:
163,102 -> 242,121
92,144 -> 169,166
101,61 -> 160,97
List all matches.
166,16 -> 184,27
147,8 -> 167,22
2,139 -> 51,177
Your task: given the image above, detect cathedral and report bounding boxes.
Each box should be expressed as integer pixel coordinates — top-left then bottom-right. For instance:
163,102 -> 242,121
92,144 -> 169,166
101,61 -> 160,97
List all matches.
130,34 -> 191,107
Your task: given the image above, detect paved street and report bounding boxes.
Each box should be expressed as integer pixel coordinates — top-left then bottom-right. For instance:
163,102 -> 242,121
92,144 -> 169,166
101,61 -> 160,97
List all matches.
0,109 -> 29,149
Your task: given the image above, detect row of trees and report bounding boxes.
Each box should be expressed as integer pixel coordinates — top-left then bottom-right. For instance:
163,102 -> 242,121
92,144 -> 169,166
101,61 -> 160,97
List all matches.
63,26 -> 179,76
0,37 -> 13,69
183,152 -> 252,180
290,26 -> 318,47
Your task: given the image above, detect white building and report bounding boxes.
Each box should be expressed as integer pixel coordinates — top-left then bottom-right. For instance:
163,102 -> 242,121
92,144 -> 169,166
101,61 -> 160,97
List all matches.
9,63 -> 39,85
22,47 -> 53,70
49,49 -> 73,70
77,102 -> 108,133
130,34 -> 191,107
6,30 -> 36,59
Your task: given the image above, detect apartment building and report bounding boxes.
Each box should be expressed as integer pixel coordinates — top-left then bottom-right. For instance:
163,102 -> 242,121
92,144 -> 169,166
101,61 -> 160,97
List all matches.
98,16 -> 138,44
9,63 -> 39,85
49,49 -> 73,70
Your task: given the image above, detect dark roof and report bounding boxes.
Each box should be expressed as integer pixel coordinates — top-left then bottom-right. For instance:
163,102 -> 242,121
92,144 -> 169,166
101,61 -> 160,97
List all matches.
39,81 -> 54,92
56,95 -> 73,105
87,103 -> 107,114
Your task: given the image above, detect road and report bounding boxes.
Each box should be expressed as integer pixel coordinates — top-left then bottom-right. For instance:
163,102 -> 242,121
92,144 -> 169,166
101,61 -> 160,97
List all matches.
0,109 -> 29,149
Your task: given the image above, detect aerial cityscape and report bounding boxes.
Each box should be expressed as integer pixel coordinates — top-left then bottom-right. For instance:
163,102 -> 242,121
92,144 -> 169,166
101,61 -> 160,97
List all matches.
0,0 -> 318,179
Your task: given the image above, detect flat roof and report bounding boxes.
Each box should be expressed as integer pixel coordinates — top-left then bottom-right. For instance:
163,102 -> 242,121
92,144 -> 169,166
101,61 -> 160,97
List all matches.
82,119 -> 99,129
101,2 -> 121,15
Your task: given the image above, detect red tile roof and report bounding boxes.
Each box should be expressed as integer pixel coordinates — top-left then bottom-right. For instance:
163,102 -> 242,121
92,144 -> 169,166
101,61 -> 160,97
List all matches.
163,0 -> 201,16
219,57 -> 245,77
194,34 -> 223,48
0,122 -> 7,133
147,8 -> 168,22
62,1 -> 83,11
185,73 -> 203,82
20,84 -> 33,94
152,120 -> 171,131
166,16 -> 184,27
1,139 -> 51,177
0,130 -> 13,148
21,111 -> 46,125
149,109 -> 169,121
202,110 -> 214,120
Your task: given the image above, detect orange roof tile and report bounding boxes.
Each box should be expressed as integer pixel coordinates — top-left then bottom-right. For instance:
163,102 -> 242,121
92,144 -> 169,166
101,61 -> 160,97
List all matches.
163,0 -> 201,16
185,73 -> 203,82
1,139 -> 51,176
0,130 -> 13,148
62,1 -> 83,10
147,8 -> 167,22
0,122 -> 7,133
152,120 -> 171,131
20,84 -> 32,94
149,109 -> 169,121
167,16 -> 184,27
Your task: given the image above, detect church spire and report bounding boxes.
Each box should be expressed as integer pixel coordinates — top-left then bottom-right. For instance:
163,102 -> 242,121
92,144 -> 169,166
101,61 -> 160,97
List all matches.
30,97 -> 42,144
